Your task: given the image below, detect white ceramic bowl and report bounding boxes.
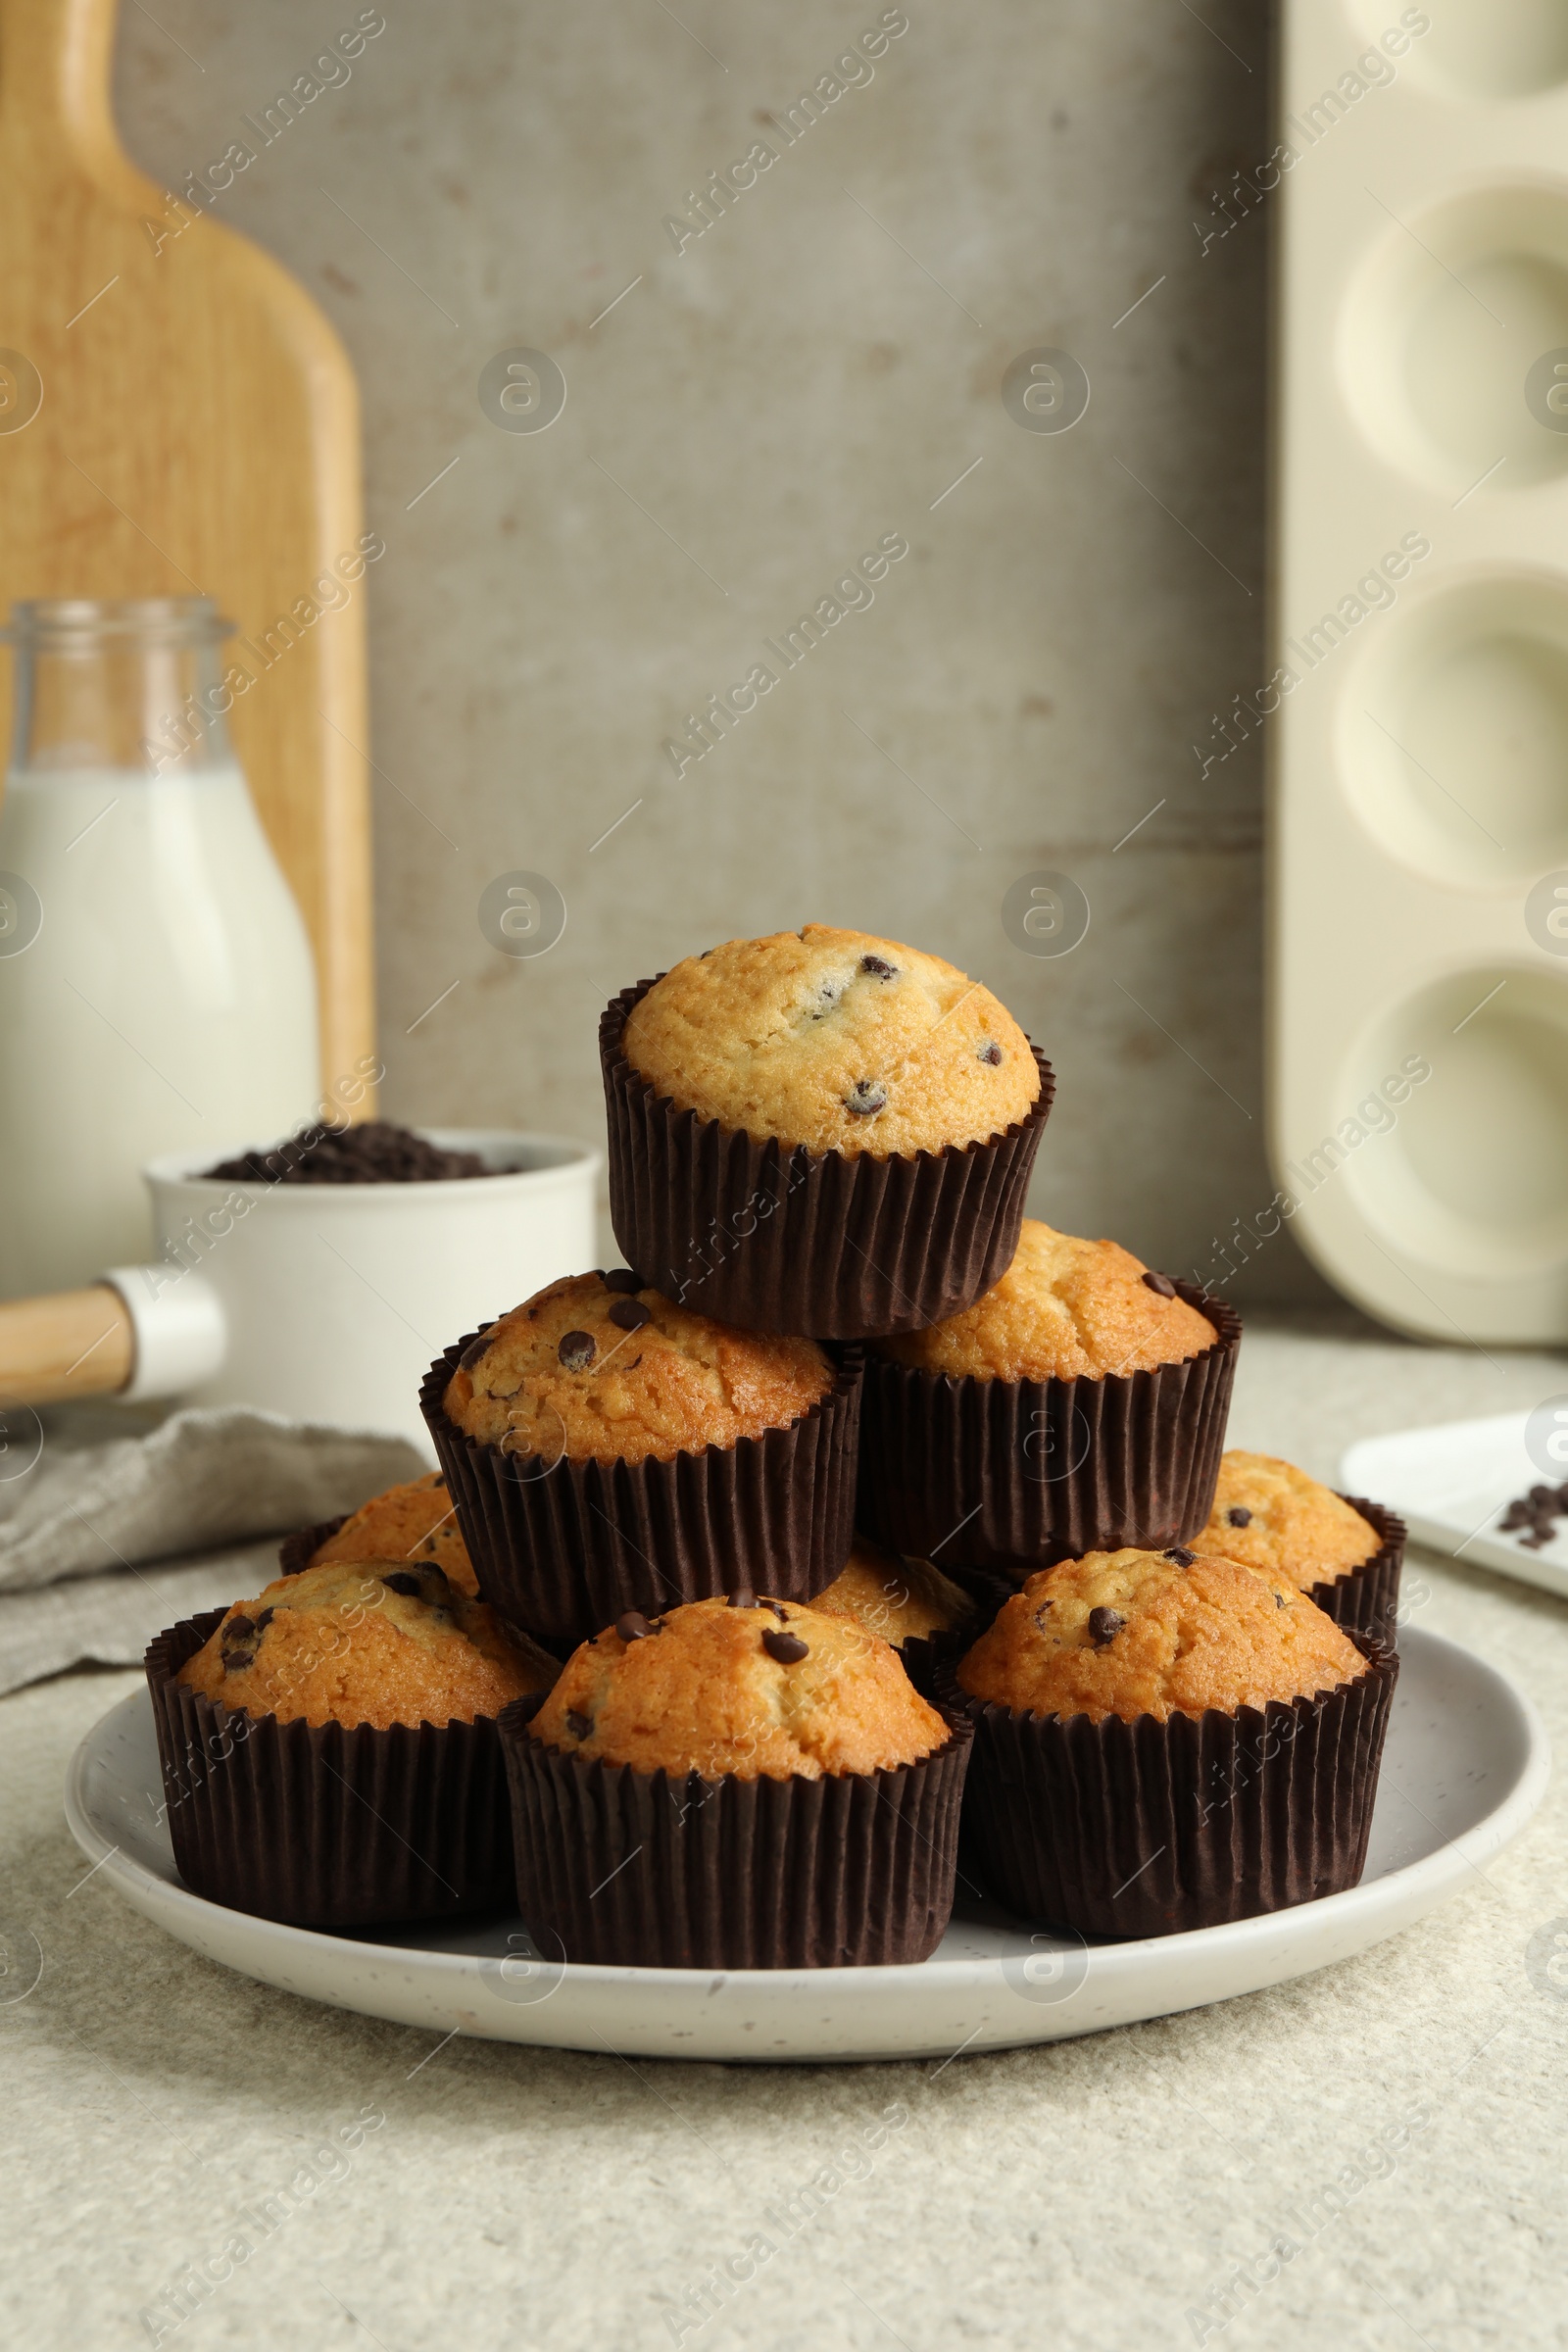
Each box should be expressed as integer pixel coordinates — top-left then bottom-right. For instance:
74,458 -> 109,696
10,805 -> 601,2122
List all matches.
102,1129 -> 600,1452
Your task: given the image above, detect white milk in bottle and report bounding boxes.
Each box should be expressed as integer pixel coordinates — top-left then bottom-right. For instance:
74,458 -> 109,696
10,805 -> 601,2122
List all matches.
0,599 -> 320,1296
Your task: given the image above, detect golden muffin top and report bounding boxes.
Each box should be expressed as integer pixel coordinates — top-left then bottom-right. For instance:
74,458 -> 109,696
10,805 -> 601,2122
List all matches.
875,1218 -> 1216,1381
956,1546 -> 1366,1726
526,1593 -> 951,1780
178,1558 -> 555,1731
1196,1452 -> 1380,1592
811,1536 -> 977,1650
310,1470 -> 476,1596
621,924 -> 1040,1158
444,1271 -> 834,1466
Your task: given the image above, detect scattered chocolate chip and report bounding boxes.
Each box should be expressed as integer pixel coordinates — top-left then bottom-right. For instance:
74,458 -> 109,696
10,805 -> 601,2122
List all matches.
767,1601 -> 790,1621
558,1329 -> 596,1370
1274,1591 -> 1288,1608
381,1570 -> 424,1597
1226,1506 -> 1252,1528
978,1041 -> 1003,1066
604,1268 -> 644,1294
727,1588 -> 758,1609
222,1614 -> 256,1641
609,1297 -> 652,1331
254,1608 -> 274,1632
565,1710 -> 593,1739
1163,1546 -> 1196,1566
859,954 -> 897,979
762,1628 -> 809,1664
221,1648 -> 255,1675
1032,1601 -> 1053,1633
1499,1477 -> 1568,1543
844,1081 -> 887,1117
459,1329 -> 494,1371
1141,1270 -> 1177,1298
1087,1606 -> 1123,1646
616,1611 -> 653,1642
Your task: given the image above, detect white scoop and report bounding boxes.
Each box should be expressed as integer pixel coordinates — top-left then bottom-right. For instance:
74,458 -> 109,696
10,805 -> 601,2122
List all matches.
0,1129 -> 600,1454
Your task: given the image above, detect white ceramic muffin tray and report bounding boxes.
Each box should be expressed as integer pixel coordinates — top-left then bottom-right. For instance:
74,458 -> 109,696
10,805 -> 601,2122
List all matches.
1270,4 -> 1568,1341
66,1628 -> 1545,2062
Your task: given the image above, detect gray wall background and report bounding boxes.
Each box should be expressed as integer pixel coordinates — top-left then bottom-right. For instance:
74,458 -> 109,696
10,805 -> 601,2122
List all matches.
117,0 -> 1335,1311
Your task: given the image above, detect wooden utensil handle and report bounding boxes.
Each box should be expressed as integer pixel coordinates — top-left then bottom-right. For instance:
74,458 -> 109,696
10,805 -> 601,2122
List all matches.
0,0 -> 121,158
0,1285 -> 133,1405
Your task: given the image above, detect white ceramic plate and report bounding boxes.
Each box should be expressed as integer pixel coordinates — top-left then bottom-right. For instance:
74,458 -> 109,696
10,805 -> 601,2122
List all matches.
66,1626 -> 1547,2064
1343,1414 -> 1568,1604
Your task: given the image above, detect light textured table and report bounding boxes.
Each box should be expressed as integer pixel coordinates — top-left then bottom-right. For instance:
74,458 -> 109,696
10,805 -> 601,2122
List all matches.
6,1320 -> 1567,2352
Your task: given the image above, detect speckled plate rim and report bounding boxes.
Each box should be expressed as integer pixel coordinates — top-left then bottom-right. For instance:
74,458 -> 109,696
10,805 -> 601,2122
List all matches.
64,1626 -> 1548,2064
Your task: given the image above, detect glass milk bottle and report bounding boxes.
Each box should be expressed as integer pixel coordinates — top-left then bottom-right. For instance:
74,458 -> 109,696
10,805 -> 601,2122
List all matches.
0,598 -> 320,1297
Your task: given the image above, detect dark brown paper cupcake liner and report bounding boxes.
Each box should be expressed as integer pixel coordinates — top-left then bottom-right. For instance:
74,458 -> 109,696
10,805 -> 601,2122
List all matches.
942,1564 -> 1023,1631
858,1281 -> 1242,1572
600,976 -> 1055,1340
939,1635 -> 1397,1939
146,1612 -> 516,1929
421,1337 -> 863,1652
277,1516 -> 346,1578
499,1703 -> 972,1968
1308,1497 -> 1404,1646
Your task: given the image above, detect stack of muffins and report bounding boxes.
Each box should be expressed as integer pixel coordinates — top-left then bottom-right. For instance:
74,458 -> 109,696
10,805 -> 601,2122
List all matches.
147,922 -> 1402,1967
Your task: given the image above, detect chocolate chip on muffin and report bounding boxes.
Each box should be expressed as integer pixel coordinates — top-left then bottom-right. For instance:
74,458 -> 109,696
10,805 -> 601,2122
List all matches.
873,1217 -> 1216,1382
443,1272 -> 834,1468
619,923 -> 1040,1159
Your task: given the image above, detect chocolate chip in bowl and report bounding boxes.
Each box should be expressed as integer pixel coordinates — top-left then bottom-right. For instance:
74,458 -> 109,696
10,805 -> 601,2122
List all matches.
203,1118 -> 490,1185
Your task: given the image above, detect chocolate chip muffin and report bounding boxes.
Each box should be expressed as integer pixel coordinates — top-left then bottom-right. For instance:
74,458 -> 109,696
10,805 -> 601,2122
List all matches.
858,1222 -> 1240,1573
178,1557 -> 554,1731
1195,1452 -> 1404,1642
601,933 -> 1054,1341
622,925 -> 1040,1159
424,1279 -> 862,1650
443,1271 -> 833,1467
502,1593 -> 971,1966
299,1470 -> 476,1595
958,1546 -> 1368,1725
812,1537 -> 977,1650
149,1563 -> 557,1928
948,1545 -> 1396,1938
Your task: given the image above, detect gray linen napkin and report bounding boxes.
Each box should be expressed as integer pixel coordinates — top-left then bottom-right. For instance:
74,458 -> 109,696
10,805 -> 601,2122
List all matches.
0,1405 -> 424,1695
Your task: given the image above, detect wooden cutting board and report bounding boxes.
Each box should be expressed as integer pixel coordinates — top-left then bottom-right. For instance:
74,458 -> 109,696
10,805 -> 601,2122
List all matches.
0,0 -> 374,1098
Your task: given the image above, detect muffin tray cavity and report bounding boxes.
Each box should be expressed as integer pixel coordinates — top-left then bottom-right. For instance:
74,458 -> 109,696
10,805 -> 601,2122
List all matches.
1273,8 -> 1568,1341
67,1626 -> 1545,2062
